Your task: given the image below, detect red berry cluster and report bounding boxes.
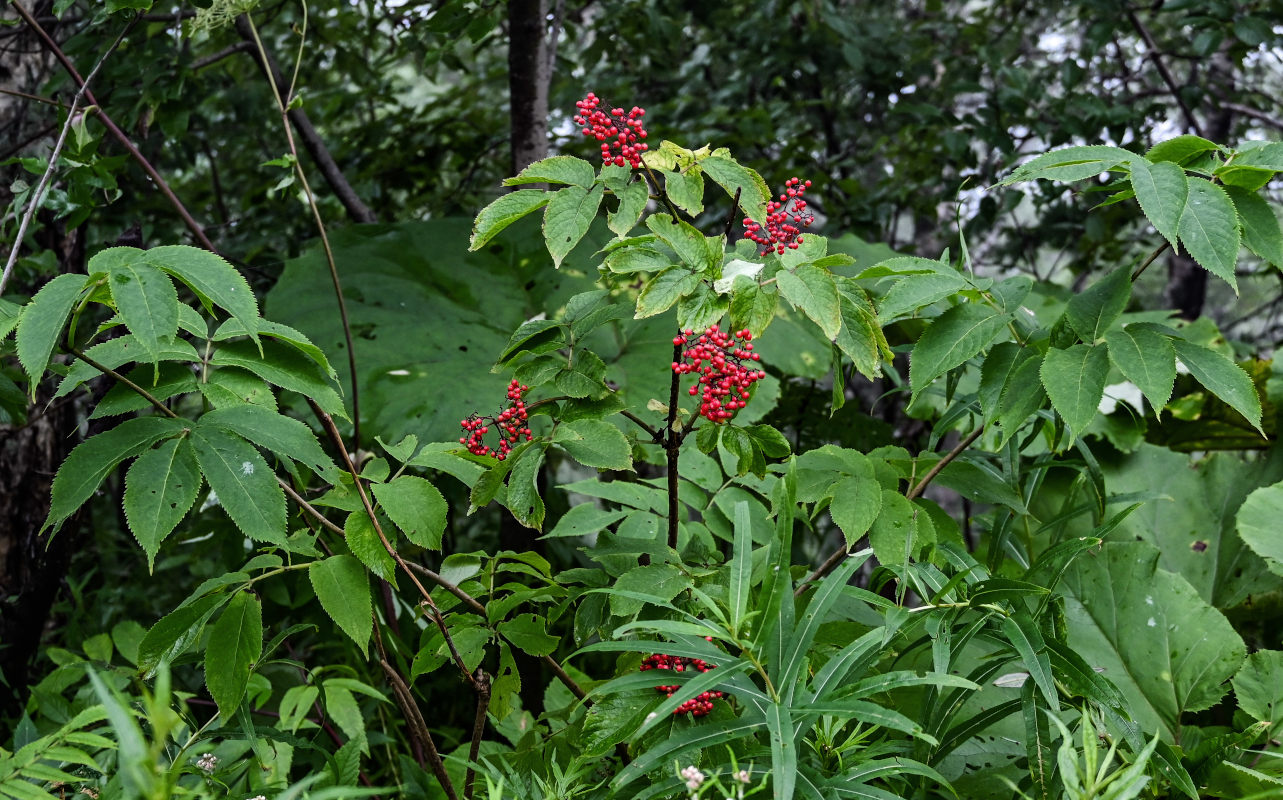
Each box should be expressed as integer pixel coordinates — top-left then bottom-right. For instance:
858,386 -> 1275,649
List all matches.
458,379 -> 533,461
573,92 -> 648,168
672,325 -> 766,424
640,649 -> 724,717
743,177 -> 814,255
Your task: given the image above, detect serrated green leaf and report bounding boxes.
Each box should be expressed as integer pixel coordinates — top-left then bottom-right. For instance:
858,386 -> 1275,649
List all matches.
635,267 -> 699,318
124,437 -> 202,572
553,418 -> 632,470
664,169 -> 704,215
1178,178 -> 1240,292
835,287 -> 887,380
869,491 -> 930,566
1171,339 -> 1262,432
200,404 -> 339,484
1231,650 -> 1283,736
544,183 -> 605,268
371,475 -> 447,549
1040,344 -> 1109,441
137,592 -> 228,673
46,416 -> 188,533
1105,327 -> 1176,415
344,511 -> 396,582
647,213 -> 713,270
1226,185 -> 1283,267
200,368 -> 276,410
190,425 -> 287,545
213,317 -> 337,379
603,243 -> 670,273
699,154 -> 770,225
1238,482 -> 1283,577
503,155 -> 595,188
15,273 -> 87,385
829,476 -> 883,548
506,443 -> 546,529
142,246 -> 259,341
1147,135 -> 1219,165
107,259 -> 179,369
205,590 -> 262,719
1000,145 -> 1136,185
555,350 -> 607,397
729,281 -> 778,341
1128,159 -> 1187,251
607,179 -> 649,236
675,282 -> 728,333
909,303 -> 1009,394
1066,267 -> 1131,343
211,339 -> 346,418
497,613 -> 559,656
997,352 -> 1047,445
777,264 -> 841,339
877,272 -> 968,321
309,555 -> 371,656
90,363 -> 198,420
469,190 -> 549,250
1001,613 -> 1057,708
543,503 -> 629,538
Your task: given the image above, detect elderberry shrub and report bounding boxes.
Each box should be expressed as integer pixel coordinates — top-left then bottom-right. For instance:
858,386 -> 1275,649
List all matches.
743,177 -> 814,255
458,379 -> 533,461
573,92 -> 649,168
673,325 -> 767,424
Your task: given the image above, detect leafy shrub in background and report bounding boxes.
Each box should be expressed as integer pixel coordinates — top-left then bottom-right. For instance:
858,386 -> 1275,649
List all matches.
4,14 -> 1283,800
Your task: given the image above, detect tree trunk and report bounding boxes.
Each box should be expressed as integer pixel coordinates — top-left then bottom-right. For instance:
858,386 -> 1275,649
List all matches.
507,0 -> 550,176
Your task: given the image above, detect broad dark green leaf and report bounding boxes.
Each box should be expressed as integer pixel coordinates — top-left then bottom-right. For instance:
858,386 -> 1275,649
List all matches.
496,613 -> 559,656
777,265 -> 841,339
15,272 -> 87,384
1178,178 -> 1240,291
646,213 -> 712,270
876,272 -> 968,322
1171,339 -> 1262,432
469,190 -> 549,250
828,476 -> 883,547
999,145 -> 1136,185
211,339 -> 346,418
699,154 -> 770,225
729,281 -> 779,338
676,282 -> 729,334
1040,344 -> 1109,440
607,179 -> 649,236
309,555 -> 372,656
635,267 -> 699,318
1065,266 -> 1130,343
664,168 -> 704,215
506,443 -> 546,529
123,437 -> 202,571
344,511 -> 397,582
543,503 -> 629,538
1128,159 -> 1187,251
553,418 -> 632,471
204,590 -> 263,719
909,303 -> 1009,394
55,335 -> 200,400
138,593 -> 228,673
868,491 -> 931,566
544,183 -> 605,267
1147,135 -> 1219,165
189,425 -> 287,546
46,416 -> 188,533
371,475 -> 447,549
1231,650 -> 1283,737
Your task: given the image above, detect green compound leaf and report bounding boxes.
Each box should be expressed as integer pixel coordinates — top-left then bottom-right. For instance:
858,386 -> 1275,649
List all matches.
1128,158 -> 1188,251
143,246 -> 259,341
1105,327 -> 1176,415
503,155 -> 595,188
469,190 -> 549,251
309,555 -> 371,656
699,154 -> 770,225
635,267 -> 699,319
777,264 -> 841,340
1171,339 -> 1263,433
106,258 -> 179,369
123,437 -> 202,572
544,183 -> 605,268
55,335 -> 200,400
46,416 -> 189,533
908,303 -> 1009,395
1237,481 -> 1283,578
1226,185 -> 1283,268
15,272 -> 88,385
1063,541 -> 1246,739
1178,178 -> 1240,292
204,590 -> 263,720
1065,266 -> 1131,343
1040,344 -> 1109,441
371,475 -> 447,550
190,425 -> 287,546
200,404 -> 339,484
553,418 -> 633,471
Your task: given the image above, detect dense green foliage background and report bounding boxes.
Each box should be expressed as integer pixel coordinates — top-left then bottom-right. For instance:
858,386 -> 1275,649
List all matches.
2,1 -> 1283,799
